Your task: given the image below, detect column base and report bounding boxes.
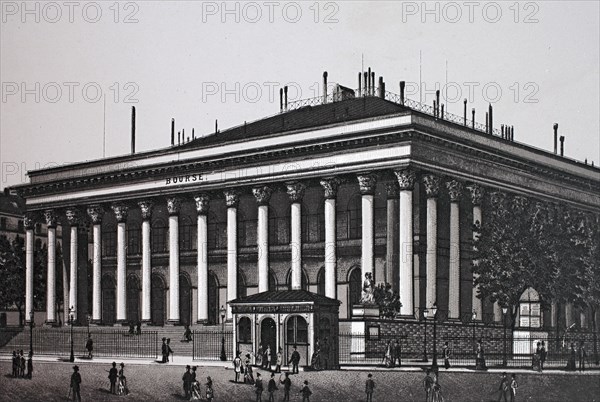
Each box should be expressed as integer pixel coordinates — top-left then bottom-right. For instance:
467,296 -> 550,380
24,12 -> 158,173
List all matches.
165,320 -> 181,326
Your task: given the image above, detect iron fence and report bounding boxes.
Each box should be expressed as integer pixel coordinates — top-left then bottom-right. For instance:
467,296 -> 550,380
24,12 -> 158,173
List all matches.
192,330 -> 233,361
1,328 -> 158,359
339,331 -> 599,369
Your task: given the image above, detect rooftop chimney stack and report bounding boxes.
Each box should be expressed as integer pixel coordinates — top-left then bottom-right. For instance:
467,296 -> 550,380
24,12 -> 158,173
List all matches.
501,124 -> 505,139
435,90 -> 440,117
371,71 -> 375,96
323,71 -> 328,104
378,76 -> 384,98
192,128 -> 195,140
485,112 -> 489,133
463,99 -> 467,126
284,86 -> 288,111
178,131 -> 181,145
400,81 -> 406,105
131,106 -> 136,154
367,68 -> 371,95
472,108 -> 475,129
171,118 -> 175,146
433,100 -> 437,118
560,135 -> 565,156
488,104 -> 493,135
215,120 -> 218,133
358,73 -> 362,97
511,126 -> 514,141
363,72 -> 368,97
553,123 -> 558,154
440,104 -> 444,120
279,88 -> 283,112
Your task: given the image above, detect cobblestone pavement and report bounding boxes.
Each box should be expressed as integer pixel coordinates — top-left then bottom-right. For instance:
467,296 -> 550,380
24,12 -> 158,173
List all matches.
1,360 -> 599,401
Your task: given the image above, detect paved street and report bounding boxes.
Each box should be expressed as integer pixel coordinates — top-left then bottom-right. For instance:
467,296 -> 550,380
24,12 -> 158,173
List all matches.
1,360 -> 599,401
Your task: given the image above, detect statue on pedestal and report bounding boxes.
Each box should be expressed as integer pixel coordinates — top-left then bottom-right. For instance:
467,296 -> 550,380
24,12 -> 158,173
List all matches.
360,272 -> 375,305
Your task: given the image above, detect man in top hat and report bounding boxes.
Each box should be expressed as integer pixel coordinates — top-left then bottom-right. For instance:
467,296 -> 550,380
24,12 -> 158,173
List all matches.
161,337 -> 168,363
70,365 -> 82,402
108,362 -> 118,394
182,365 -> 193,399
289,345 -> 301,374
365,373 -> 375,402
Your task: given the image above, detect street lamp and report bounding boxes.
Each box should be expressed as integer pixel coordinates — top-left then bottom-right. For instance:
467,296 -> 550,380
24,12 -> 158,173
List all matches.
87,314 -> 91,338
471,311 -> 477,345
422,308 -> 429,362
69,306 -> 75,363
220,305 -> 227,361
431,303 -> 439,373
29,311 -> 34,358
502,306 -> 508,367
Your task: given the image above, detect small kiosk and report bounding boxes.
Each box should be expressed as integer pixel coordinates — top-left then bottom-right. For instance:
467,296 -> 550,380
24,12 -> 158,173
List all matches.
230,290 -> 341,370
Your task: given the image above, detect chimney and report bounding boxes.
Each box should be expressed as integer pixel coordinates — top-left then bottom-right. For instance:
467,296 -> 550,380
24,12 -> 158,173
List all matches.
284,86 -> 288,111
463,99 -> 467,126
323,71 -> 328,104
131,106 -> 136,154
471,108 -> 475,129
399,81 -> 406,105
279,88 -> 283,112
215,120 -> 218,133
488,104 -> 493,135
178,131 -> 181,145
501,125 -> 505,139
435,90 -> 440,117
511,126 -> 514,141
367,67 -> 371,95
378,77 -> 384,98
560,135 -> 565,156
182,128 -> 185,143
485,112 -> 489,134
371,71 -> 375,96
192,128 -> 195,140
433,100 -> 437,118
358,73 -> 362,97
553,123 -> 558,154
363,72 -> 368,97
171,118 -> 175,146
440,104 -> 444,120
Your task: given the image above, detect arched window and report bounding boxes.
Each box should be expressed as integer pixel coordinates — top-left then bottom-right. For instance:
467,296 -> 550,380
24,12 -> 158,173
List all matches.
519,287 -> 542,328
286,269 -> 309,291
208,212 -> 226,249
316,267 -> 326,296
102,225 -> 116,256
238,317 -> 252,343
179,215 -> 195,251
127,223 -> 141,255
151,219 -> 167,253
286,315 -> 308,345
348,267 -> 362,317
269,207 -> 289,245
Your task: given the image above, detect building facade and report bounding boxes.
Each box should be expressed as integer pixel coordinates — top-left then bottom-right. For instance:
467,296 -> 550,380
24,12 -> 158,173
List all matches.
13,75 -> 600,333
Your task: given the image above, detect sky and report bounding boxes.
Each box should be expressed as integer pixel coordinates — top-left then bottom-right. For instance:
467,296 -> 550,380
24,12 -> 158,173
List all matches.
1,1 -> 599,191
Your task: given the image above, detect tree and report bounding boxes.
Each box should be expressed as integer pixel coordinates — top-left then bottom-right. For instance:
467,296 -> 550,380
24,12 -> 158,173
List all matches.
0,236 -> 25,325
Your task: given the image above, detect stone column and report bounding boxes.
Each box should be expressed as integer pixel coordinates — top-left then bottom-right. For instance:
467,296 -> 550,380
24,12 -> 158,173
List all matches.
446,180 -> 463,319
44,210 -> 58,324
224,190 -> 240,319
320,177 -> 340,299
194,194 -> 210,323
423,174 -> 440,310
253,186 -> 273,293
138,200 -> 153,323
286,182 -> 306,290
385,182 -> 399,288
24,214 -> 35,323
468,184 -> 484,321
112,204 -> 128,323
66,208 -> 80,321
167,197 -> 181,324
394,169 -> 416,316
357,173 -> 377,282
87,206 -> 104,323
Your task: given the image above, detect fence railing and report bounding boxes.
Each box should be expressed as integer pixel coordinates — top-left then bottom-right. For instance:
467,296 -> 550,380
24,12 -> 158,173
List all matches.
1,328 -> 158,359
192,330 -> 233,361
339,331 -> 599,369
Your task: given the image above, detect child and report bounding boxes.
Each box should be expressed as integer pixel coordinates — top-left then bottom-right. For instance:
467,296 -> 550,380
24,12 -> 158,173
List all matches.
300,380 -> 312,402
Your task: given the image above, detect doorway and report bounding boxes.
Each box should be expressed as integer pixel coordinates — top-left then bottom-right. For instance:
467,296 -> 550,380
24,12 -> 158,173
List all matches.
260,318 -> 277,365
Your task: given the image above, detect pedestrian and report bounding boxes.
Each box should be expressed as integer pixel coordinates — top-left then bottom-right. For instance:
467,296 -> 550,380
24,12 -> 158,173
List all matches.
184,325 -> 193,342
532,342 -> 541,372
289,345 -> 301,374
383,339 -> 393,368
136,321 -> 142,335
424,369 -> 434,402
510,374 -> 518,402
161,337 -> 168,363
255,372 -> 263,402
26,351 -> 33,379
191,365 -> 197,383
300,380 -> 312,402
70,365 -> 82,402
442,341 -> 451,369
321,337 -> 330,370
85,335 -> 94,359
205,376 -> 214,402
476,339 -> 487,370
19,350 -> 25,377
432,374 -> 443,402
394,339 -> 402,367
310,339 -> 321,370
108,362 -> 118,394
245,354 -> 255,384
233,352 -> 242,383
274,347 -> 283,373
497,372 -> 510,402
267,372 -> 278,402
257,344 -> 263,367
182,365 -> 192,399
280,372 -> 291,402
578,341 -> 587,372
167,338 -> 174,362
117,363 -> 129,395
566,342 -> 577,371
540,341 -> 547,371
264,345 -> 272,370
365,373 -> 375,402
11,350 -> 18,377
190,376 -> 201,400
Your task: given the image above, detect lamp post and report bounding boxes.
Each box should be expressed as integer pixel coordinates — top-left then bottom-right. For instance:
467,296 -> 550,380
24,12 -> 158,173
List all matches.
422,308 -> 429,362
69,306 -> 75,363
431,303 -> 439,373
502,306 -> 508,367
29,311 -> 34,358
220,305 -> 227,361
471,311 -> 477,345
87,314 -> 91,338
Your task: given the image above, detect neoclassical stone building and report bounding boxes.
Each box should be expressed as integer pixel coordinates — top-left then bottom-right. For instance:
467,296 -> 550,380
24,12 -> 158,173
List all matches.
14,75 -> 600,334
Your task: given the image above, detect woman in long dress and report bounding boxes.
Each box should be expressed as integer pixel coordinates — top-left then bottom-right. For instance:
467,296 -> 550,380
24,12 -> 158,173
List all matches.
310,339 -> 321,370
383,340 -> 393,368
432,375 -> 444,402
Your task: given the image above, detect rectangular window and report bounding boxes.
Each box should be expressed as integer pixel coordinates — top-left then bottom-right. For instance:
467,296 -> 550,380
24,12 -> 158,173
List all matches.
102,231 -> 116,257
127,228 -> 141,255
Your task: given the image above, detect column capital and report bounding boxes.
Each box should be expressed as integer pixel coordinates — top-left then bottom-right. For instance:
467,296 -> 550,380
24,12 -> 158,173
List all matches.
111,203 -> 129,223
23,213 -> 36,230
385,181 -> 400,199
44,210 -> 58,228
467,184 -> 485,206
446,180 -> 464,203
286,182 -> 306,203
320,177 -> 340,199
252,186 -> 273,206
356,172 -> 377,195
138,200 -> 154,220
65,208 -> 81,226
394,169 -> 416,191
87,205 -> 104,224
194,194 -> 210,215
422,174 -> 441,198
224,189 -> 240,208
167,197 -> 182,216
